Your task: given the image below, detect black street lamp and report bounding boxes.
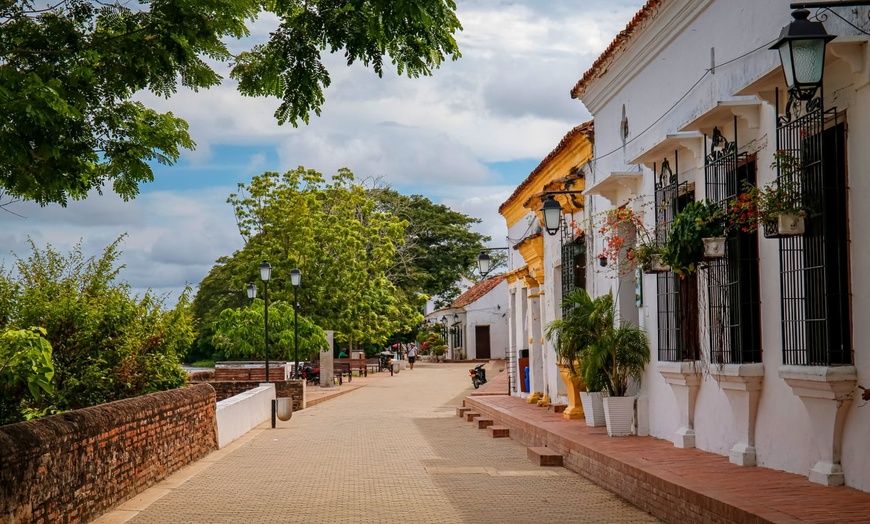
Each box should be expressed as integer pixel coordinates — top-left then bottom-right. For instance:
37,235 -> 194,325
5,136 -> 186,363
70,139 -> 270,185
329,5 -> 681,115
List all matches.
259,261 -> 272,384
771,9 -> 834,101
538,191 -> 585,236
477,247 -> 509,277
290,268 -> 302,379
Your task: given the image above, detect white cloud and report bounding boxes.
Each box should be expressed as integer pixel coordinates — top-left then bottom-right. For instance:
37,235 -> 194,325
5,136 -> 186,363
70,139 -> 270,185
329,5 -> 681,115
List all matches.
6,0 -> 646,301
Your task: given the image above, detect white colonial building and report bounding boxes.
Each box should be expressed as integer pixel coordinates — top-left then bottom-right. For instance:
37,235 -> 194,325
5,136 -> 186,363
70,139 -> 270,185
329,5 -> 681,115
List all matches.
561,0 -> 870,491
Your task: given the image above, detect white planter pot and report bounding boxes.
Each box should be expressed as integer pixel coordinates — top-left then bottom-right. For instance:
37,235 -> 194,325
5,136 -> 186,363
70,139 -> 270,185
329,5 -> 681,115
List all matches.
603,396 -> 635,437
763,213 -> 805,238
702,237 -> 726,259
580,391 -> 607,427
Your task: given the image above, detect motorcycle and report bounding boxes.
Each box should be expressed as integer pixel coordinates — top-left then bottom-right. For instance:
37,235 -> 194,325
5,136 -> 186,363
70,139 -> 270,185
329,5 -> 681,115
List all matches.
298,363 -> 320,385
469,364 -> 487,389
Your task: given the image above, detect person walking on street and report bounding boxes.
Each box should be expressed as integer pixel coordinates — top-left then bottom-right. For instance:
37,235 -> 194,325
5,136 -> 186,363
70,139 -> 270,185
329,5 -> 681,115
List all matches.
407,343 -> 418,370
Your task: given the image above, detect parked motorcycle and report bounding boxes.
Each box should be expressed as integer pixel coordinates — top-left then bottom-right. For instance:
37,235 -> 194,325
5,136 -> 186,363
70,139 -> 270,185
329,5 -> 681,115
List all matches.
469,364 -> 487,389
298,363 -> 320,385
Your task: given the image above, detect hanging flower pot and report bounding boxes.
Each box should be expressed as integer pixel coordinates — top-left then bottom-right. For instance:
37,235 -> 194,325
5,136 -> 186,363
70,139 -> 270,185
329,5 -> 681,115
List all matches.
702,237 -> 726,259
643,254 -> 670,273
763,212 -> 806,238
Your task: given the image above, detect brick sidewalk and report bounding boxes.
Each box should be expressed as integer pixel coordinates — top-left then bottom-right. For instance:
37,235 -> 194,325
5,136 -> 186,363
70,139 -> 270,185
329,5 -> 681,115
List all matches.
93,362 -> 660,524
465,394 -> 870,524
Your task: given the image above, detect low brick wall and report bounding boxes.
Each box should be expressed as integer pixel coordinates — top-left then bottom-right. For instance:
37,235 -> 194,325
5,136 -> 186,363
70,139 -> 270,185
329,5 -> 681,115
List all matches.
0,384 -> 218,524
194,380 -> 305,411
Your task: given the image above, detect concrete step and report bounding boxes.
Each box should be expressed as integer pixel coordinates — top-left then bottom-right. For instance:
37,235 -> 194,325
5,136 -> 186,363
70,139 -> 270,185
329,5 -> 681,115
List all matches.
527,446 -> 563,467
488,425 -> 510,438
465,412 -> 481,422
477,418 -> 494,429
456,407 -> 472,417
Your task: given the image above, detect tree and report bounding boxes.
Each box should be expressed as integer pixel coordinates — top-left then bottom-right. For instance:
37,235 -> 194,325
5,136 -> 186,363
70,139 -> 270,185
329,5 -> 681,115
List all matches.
0,237 -> 194,423
193,167 -> 423,354
211,299 -> 328,362
369,188 -> 490,299
0,0 -> 462,205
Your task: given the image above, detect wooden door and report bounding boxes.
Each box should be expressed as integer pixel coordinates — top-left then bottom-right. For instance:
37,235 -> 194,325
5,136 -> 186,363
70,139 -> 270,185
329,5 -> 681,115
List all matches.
475,325 -> 491,359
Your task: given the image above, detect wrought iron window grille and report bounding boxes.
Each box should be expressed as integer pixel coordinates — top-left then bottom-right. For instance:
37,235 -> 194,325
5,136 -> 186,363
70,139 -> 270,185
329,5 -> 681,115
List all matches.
655,153 -> 700,362
704,122 -> 763,365
775,88 -> 851,366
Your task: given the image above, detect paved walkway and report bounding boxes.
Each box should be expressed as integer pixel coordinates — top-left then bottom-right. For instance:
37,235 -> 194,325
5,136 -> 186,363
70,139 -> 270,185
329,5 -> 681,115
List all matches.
94,362 -> 660,524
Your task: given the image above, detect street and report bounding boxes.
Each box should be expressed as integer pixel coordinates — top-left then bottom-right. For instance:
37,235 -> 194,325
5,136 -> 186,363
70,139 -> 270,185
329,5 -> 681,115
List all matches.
106,362 -> 660,524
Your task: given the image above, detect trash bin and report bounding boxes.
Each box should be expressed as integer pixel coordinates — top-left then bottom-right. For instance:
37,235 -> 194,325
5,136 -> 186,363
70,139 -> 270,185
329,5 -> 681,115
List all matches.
524,366 -> 530,393
391,361 -> 400,374
276,397 -> 293,421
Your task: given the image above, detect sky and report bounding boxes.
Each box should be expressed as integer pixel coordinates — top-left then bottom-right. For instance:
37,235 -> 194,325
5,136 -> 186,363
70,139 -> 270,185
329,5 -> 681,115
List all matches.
0,0 -> 645,303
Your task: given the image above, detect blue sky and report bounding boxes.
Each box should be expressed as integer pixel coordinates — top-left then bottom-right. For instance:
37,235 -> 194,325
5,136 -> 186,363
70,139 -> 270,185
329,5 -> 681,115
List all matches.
0,0 -> 645,302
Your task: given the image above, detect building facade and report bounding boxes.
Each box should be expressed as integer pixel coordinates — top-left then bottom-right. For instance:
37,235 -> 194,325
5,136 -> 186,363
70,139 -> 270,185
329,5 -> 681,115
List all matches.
560,0 -> 869,490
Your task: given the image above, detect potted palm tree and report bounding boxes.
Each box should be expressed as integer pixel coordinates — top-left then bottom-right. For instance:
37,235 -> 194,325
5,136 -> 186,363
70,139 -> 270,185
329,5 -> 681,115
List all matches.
580,313 -> 651,437
546,289 -> 593,420
545,289 -> 614,423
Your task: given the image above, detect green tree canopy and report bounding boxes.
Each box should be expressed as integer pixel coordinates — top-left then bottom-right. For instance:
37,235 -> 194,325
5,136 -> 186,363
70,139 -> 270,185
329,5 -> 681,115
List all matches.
192,167 -> 423,355
212,299 -> 327,362
0,237 -> 194,424
0,0 -> 462,205
369,188 -> 490,302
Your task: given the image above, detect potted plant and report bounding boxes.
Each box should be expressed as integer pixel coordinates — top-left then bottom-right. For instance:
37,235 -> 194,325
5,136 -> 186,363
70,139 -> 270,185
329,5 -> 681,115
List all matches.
552,290 -> 615,427
662,199 -> 726,276
545,289 -> 613,422
728,177 -> 806,239
632,241 -> 670,273
580,314 -> 651,437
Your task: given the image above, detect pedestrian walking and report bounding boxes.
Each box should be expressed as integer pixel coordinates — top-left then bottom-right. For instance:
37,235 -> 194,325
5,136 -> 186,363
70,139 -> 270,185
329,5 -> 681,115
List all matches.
407,342 -> 418,370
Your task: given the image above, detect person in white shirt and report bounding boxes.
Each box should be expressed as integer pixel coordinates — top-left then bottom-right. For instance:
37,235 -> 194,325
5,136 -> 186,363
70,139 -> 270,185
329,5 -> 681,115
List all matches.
407,343 -> 418,370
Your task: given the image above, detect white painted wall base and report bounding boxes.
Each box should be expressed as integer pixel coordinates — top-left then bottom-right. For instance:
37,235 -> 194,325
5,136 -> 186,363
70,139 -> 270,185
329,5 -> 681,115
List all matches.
215,384 -> 275,448
658,361 -> 701,449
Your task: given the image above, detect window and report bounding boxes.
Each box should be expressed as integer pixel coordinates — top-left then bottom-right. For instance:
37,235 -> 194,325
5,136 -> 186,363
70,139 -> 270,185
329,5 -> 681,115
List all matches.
777,110 -> 851,366
704,126 -> 762,364
656,157 -> 700,362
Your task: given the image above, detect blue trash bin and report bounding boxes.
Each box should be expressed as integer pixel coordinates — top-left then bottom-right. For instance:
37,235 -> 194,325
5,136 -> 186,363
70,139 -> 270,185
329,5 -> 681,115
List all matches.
524,366 -> 530,393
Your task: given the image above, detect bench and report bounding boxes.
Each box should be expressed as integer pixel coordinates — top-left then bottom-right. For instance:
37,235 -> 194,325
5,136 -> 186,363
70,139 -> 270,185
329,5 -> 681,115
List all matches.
334,358 -> 368,381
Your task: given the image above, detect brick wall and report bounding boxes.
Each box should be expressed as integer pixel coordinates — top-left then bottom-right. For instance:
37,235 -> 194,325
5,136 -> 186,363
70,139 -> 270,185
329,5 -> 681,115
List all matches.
0,384 -> 218,524
193,380 -> 304,411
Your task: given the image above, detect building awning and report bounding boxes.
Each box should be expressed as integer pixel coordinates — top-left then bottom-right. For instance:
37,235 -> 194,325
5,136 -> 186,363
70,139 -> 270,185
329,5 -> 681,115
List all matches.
583,171 -> 643,206
679,97 -> 762,136
629,132 -> 704,169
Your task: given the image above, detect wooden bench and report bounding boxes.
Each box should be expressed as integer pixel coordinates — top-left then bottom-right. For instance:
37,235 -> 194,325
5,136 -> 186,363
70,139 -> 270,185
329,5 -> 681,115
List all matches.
334,358 -> 368,380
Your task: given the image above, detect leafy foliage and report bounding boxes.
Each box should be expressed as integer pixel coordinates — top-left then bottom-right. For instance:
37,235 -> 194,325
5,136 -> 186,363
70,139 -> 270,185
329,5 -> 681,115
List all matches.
193,168 -> 425,354
662,199 -> 725,277
0,237 -> 194,424
232,0 -> 462,125
0,0 -> 461,205
0,327 -> 55,422
212,299 -> 327,362
545,289 -> 612,385
369,187 -> 489,297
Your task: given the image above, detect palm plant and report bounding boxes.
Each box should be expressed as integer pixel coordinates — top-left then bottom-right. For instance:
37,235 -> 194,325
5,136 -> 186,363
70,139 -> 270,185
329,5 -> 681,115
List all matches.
582,321 -> 650,397
545,289 -> 612,390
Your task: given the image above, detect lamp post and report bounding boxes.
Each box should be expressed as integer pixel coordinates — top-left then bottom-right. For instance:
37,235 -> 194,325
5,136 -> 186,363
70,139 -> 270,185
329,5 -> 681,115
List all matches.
771,8 -> 834,103
539,191 -> 585,236
259,261 -> 272,383
477,247 -> 509,277
290,268 -> 302,379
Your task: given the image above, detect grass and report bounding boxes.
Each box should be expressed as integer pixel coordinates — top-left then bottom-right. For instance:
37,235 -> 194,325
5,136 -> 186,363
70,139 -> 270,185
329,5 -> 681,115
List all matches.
188,359 -> 216,368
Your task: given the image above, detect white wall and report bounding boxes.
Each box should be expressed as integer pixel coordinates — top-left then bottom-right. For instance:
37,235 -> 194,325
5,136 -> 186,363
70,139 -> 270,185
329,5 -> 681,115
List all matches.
575,0 -> 870,490
464,279 -> 509,359
215,384 -> 275,448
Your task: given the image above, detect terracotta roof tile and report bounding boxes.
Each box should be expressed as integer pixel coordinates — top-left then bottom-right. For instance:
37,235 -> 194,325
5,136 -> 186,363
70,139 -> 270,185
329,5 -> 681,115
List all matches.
451,274 -> 507,309
570,0 -> 662,99
498,121 -> 593,215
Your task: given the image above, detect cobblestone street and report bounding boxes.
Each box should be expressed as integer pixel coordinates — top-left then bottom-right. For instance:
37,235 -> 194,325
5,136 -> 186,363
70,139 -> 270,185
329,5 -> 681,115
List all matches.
96,363 -> 660,524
